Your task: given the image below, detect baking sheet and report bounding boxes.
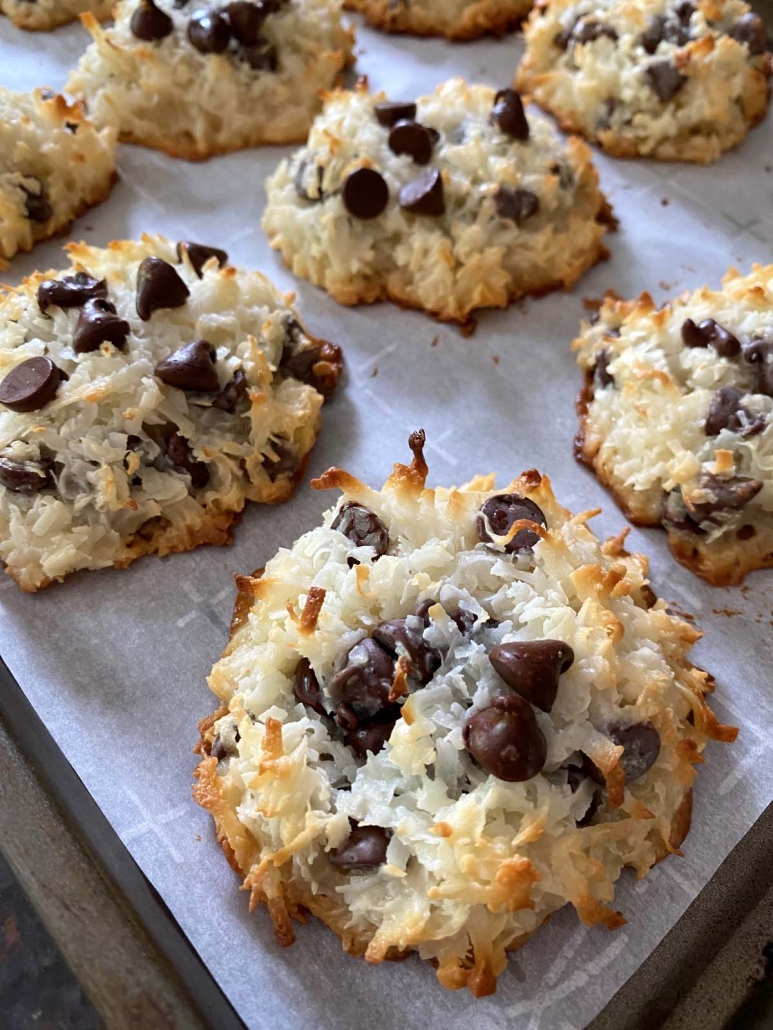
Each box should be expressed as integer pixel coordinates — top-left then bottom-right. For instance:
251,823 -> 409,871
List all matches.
2,18 -> 773,1030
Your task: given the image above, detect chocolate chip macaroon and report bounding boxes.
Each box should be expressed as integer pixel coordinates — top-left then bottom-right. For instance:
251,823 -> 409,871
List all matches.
0,234 -> 342,590
65,0 -> 354,160
195,431 -> 734,996
575,264 -> 773,584
342,0 -> 531,41
1,0 -> 111,29
0,87 -> 116,270
263,79 -> 613,329
517,0 -> 771,162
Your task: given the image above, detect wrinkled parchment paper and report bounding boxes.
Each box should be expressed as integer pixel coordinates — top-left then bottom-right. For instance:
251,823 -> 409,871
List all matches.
1,19 -> 772,1029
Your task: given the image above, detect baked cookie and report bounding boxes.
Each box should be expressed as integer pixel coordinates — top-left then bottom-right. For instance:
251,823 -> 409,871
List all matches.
1,0 -> 111,31
342,0 -> 531,42
0,235 -> 342,591
0,88 -> 116,271
263,80 -> 613,328
195,431 -> 735,996
575,265 -> 773,585
517,0 -> 771,162
65,0 -> 354,160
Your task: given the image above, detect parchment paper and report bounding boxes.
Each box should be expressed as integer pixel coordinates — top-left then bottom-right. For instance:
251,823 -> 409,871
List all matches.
1,19 -> 772,1029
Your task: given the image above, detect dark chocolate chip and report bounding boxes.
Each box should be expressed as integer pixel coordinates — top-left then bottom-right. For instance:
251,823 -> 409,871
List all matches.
176,241 -> 228,277
743,338 -> 773,396
728,12 -> 768,55
241,38 -> 278,70
262,440 -> 298,480
593,349 -> 614,388
374,101 -> 417,127
335,702 -> 359,731
477,493 -> 547,553
155,339 -> 218,392
704,386 -> 764,437
293,657 -> 325,715
22,180 -> 53,224
279,335 -> 343,398
329,823 -> 391,868
342,167 -> 389,220
489,639 -> 574,713
449,608 -> 477,634
689,474 -> 763,523
681,317 -> 709,347
644,60 -> 687,101
399,168 -> 445,216
293,160 -> 326,203
0,357 -> 63,412
573,19 -> 618,43
681,317 -> 740,356
0,456 -> 52,493
130,0 -> 174,40
188,9 -> 231,51
372,615 -> 441,685
331,501 -> 389,560
463,695 -> 547,781
589,721 -> 661,784
327,638 -> 395,722
211,728 -> 240,759
37,273 -> 108,315
494,186 -> 540,226
212,368 -> 248,412
226,0 -> 265,43
73,298 -> 130,354
641,14 -> 690,52
388,120 -> 434,165
661,488 -> 705,534
490,88 -> 529,140
553,21 -> 576,48
166,432 -> 210,489
344,710 -> 399,758
136,256 -> 190,321
675,0 -> 695,23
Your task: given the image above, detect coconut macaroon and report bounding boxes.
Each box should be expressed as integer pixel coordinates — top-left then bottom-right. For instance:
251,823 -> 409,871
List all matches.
65,0 -> 354,160
575,265 -> 773,585
263,80 -> 613,328
0,235 -> 342,591
342,0 -> 531,42
1,0 -> 110,30
195,431 -> 734,996
0,88 -> 116,271
516,0 -> 771,163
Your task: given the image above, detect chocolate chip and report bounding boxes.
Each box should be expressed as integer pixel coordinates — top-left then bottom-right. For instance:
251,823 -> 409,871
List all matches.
335,702 -> 359,731
681,317 -> 740,356
477,494 -> 547,553
641,14 -> 690,52
593,349 -> 614,388
329,823 -> 391,868
553,21 -> 576,48
0,357 -> 64,412
22,180 -> 53,224
37,273 -> 107,315
331,501 -> 389,560
728,12 -> 768,55
262,440 -> 298,481
574,19 -> 618,43
241,38 -> 277,70
645,61 -> 687,101
73,298 -> 130,354
490,89 -> 529,140
743,338 -> 773,396
489,639 -> 574,713
155,339 -> 218,392
130,0 -> 173,39
226,0 -> 265,43
704,386 -> 764,437
166,432 -> 210,489
449,608 -> 477,634
136,257 -> 190,321
293,657 -> 325,715
388,120 -> 434,165
689,474 -> 763,523
176,241 -> 228,277
327,638 -> 395,722
0,456 -> 52,493
661,488 -> 704,534
589,721 -> 661,784
463,695 -> 547,782
372,615 -> 441,685
399,168 -> 445,217
344,709 -> 399,758
212,368 -> 248,412
494,187 -> 540,226
279,336 -> 343,398
187,9 -> 230,51
675,0 -> 695,23
374,101 -> 417,127
342,167 -> 389,220
293,160 -> 325,203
